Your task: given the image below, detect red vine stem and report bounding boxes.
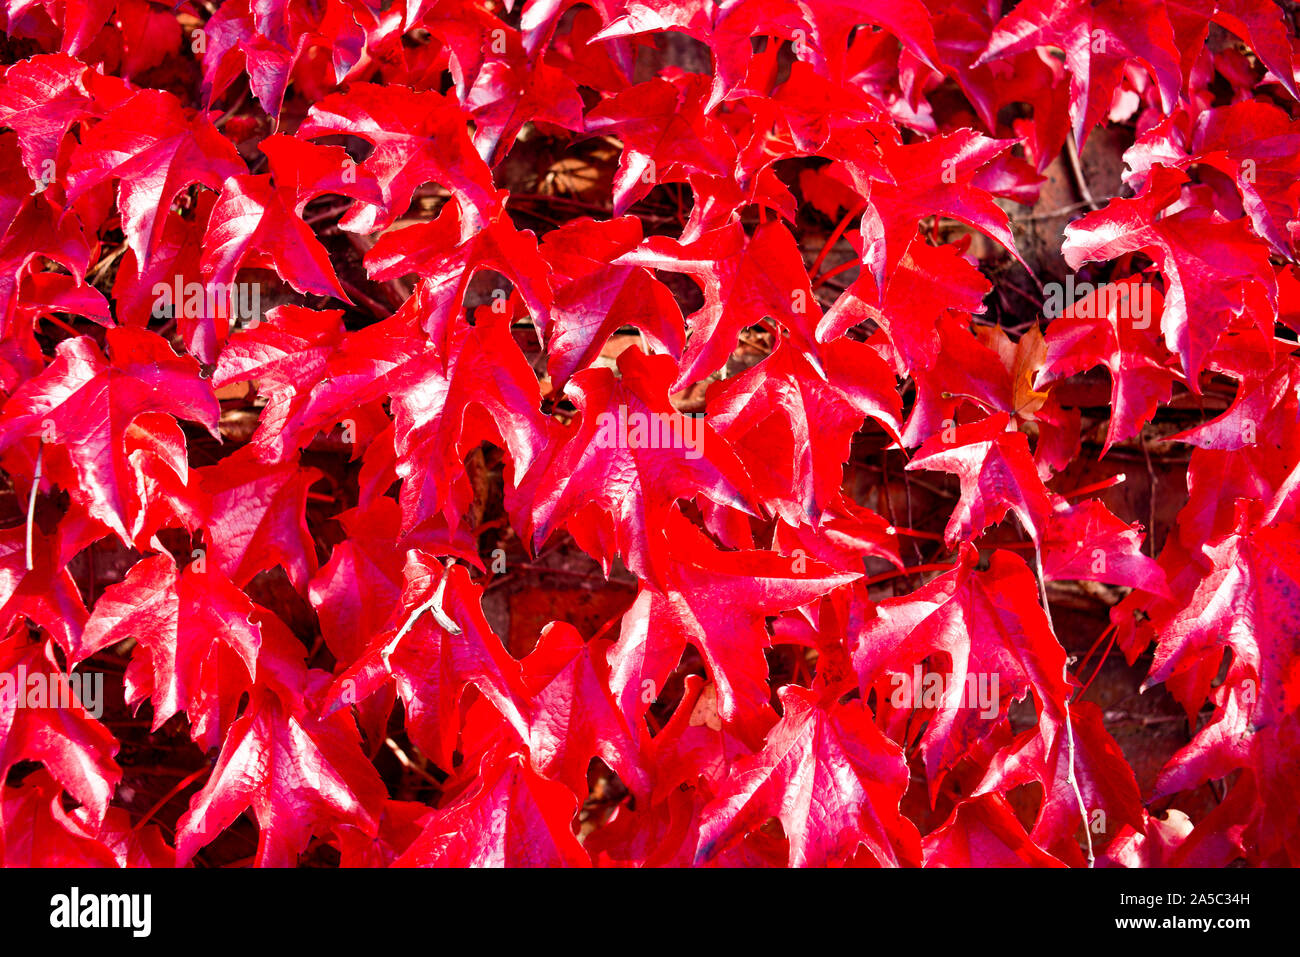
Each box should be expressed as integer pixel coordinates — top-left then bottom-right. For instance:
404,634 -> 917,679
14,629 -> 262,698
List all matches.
891,526 -> 1036,551
1058,473 -> 1127,499
1033,538 -> 1095,867
811,256 -> 861,290
863,562 -> 957,586
1076,624 -> 1119,702
807,202 -> 866,280
131,766 -> 209,833
1075,621 -> 1117,680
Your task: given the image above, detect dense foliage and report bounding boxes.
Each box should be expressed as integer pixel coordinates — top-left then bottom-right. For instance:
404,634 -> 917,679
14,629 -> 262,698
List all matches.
0,0 -> 1297,867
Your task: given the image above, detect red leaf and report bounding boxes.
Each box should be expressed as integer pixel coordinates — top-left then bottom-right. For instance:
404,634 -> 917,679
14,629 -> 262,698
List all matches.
705,336 -> 901,526
65,88 -> 245,267
515,346 -> 758,578
297,83 -> 502,232
973,701 -> 1145,863
615,220 -> 823,391
0,626 -> 121,829
1041,275 -> 1175,452
608,508 -> 858,748
326,555 -> 530,771
197,445 -> 323,593
394,745 -> 591,867
852,547 -> 1071,796
201,135 -> 382,300
0,328 -> 219,542
521,621 -> 651,801
696,685 -> 920,867
922,793 -> 1067,867
585,74 -> 737,215
1063,166 -> 1277,381
176,681 -> 386,867
907,413 -> 1052,547
77,554 -> 261,750
979,0 -> 1181,147
537,215 -> 684,387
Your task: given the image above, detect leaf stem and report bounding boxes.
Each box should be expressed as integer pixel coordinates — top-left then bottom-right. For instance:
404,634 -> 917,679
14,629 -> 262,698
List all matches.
42,316 -> 81,338
1064,136 -> 1100,211
863,562 -> 956,586
381,561 -> 461,667
807,202 -> 865,280
384,737 -> 442,788
888,525 -> 945,542
1058,473 -> 1127,499
131,766 -> 210,833
811,256 -> 860,291
1075,623 -> 1119,702
25,444 -> 43,572
1034,539 -> 1094,867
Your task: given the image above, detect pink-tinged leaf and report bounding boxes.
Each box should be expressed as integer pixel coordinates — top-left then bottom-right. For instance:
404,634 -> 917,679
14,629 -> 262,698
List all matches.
1062,166 -> 1277,382
1,770 -> 120,867
384,301 -> 549,534
647,674 -> 750,802
325,556 -> 530,770
394,745 -> 591,867
696,685 -> 920,867
1100,808 -> 1194,867
1040,498 -> 1167,594
0,521 -> 91,657
522,621 -> 651,801
973,701 -> 1145,864
923,793 -> 1067,866
65,88 -> 245,267
860,129 -> 1024,290
709,0 -> 938,104
1173,354 -> 1300,452
514,346 -> 757,579
176,681 -> 387,867
817,239 -> 991,366
978,0 -> 1181,147
907,413 -> 1053,547
110,198 -> 221,360
297,83 -> 503,233
614,220 -> 822,391
0,626 -> 120,829
308,497 -> 406,668
852,547 -> 1071,797
0,328 -> 219,543
77,554 -> 261,750
197,445 -> 323,593
1041,275 -> 1176,452
211,305 -> 358,463
464,44 -> 586,163
1144,520 -> 1300,732
0,53 -> 116,184
1149,660 -> 1300,860
1167,0 -> 1299,102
